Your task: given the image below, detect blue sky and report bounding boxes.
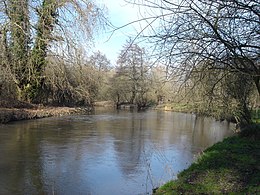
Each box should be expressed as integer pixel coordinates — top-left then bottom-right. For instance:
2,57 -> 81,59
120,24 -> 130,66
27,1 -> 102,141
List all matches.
94,0 -> 143,65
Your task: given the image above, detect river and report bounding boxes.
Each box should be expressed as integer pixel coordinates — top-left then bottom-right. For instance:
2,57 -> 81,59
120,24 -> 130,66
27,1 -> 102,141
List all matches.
0,109 -> 234,195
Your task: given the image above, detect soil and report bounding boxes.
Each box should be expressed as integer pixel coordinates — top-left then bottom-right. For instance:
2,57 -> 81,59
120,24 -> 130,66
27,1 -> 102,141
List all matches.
0,100 -> 91,124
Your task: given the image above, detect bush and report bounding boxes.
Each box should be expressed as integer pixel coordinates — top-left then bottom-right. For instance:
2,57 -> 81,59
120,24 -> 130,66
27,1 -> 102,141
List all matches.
239,123 -> 260,140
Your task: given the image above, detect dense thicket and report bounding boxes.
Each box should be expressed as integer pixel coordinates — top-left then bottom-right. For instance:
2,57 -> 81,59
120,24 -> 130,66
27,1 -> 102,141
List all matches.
0,0 -> 105,105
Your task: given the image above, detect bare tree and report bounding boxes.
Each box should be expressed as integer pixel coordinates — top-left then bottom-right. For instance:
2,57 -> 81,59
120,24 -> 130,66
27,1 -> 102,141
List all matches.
44,47 -> 99,106
88,51 -> 112,100
127,0 -> 259,124
116,39 -> 150,107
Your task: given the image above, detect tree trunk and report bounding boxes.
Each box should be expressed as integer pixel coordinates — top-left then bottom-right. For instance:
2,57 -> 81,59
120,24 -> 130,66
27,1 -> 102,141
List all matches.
29,0 -> 58,103
8,0 -> 30,101
254,77 -> 260,97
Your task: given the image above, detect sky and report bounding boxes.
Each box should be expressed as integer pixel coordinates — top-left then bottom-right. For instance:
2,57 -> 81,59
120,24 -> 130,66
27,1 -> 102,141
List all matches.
94,0 -> 145,65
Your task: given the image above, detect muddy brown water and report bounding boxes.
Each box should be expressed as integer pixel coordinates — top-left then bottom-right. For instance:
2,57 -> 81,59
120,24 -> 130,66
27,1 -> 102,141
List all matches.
0,109 -> 234,194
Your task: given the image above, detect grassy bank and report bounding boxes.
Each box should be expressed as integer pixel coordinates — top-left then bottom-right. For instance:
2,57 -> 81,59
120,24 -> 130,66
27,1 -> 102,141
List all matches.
154,124 -> 260,194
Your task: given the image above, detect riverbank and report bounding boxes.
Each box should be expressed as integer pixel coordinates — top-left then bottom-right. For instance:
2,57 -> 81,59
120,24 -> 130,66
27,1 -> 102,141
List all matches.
155,103 -> 194,113
0,101 -> 91,124
154,124 -> 260,194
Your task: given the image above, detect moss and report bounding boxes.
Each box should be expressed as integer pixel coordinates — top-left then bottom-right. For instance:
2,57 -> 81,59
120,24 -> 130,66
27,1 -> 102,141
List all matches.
154,129 -> 260,194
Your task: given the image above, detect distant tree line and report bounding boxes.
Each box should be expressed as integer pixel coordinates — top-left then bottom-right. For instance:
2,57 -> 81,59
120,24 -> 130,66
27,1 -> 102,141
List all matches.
1,0 -> 259,126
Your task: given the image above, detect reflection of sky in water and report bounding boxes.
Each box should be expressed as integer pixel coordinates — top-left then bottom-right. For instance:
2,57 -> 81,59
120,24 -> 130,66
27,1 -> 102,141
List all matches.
0,110 -> 234,195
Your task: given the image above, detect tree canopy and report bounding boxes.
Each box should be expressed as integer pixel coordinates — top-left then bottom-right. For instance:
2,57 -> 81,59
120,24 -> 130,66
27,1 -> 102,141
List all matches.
128,0 -> 259,124
110,39 -> 151,107
0,0 -> 105,103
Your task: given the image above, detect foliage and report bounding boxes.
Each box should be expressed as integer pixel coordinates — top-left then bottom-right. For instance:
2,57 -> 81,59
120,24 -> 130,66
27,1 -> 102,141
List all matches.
0,0 -> 105,104
43,49 -> 101,106
149,66 -> 175,105
0,65 -> 17,101
88,51 -> 112,101
130,0 -> 260,124
252,109 -> 260,123
182,65 -> 255,124
0,26 -> 17,100
239,123 -> 260,140
110,40 -> 151,107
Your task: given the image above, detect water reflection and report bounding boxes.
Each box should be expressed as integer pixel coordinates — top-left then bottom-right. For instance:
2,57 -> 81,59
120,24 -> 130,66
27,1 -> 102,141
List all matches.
0,110 -> 234,194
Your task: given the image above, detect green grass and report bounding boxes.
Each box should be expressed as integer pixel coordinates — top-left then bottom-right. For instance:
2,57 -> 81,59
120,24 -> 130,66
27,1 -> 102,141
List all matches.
154,125 -> 260,194
252,109 -> 260,123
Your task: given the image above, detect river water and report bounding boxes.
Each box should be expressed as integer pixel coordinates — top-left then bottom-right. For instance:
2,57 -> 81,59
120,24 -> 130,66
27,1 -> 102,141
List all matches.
0,109 -> 234,195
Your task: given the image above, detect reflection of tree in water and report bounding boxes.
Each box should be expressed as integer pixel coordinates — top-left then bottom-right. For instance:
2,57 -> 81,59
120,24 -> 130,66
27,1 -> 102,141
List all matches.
112,114 -> 145,178
191,116 -> 234,153
0,118 -> 98,194
0,111 -> 235,194
0,121 -> 44,194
